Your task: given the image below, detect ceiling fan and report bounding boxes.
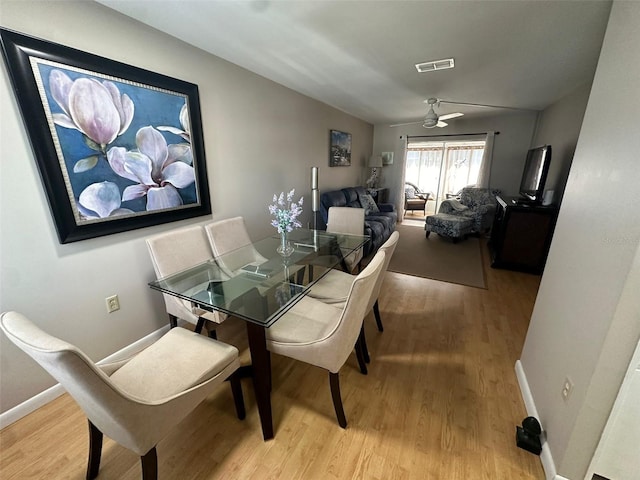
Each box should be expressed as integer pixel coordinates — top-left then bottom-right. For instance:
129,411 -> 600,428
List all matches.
390,98 -> 464,129
390,97 -> 539,129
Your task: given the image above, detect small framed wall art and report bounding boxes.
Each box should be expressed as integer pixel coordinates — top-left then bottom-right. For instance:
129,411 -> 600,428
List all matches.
382,152 -> 394,165
329,129 -> 352,167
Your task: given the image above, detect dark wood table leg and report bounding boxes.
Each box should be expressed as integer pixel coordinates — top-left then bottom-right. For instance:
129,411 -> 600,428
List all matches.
245,321 -> 274,440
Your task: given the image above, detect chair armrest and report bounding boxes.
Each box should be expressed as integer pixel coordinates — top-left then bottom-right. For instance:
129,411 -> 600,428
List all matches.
439,199 -> 469,214
378,203 -> 396,212
475,204 -> 496,215
438,200 -> 456,214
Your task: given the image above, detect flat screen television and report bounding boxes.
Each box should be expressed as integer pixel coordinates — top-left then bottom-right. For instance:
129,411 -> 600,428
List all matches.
518,145 -> 552,203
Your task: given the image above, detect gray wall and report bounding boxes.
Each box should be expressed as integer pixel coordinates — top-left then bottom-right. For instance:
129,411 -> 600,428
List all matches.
0,0 -> 372,413
520,2 -> 640,478
532,82 -> 592,206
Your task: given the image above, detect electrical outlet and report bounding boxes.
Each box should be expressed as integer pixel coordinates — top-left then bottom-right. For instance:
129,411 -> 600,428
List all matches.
105,295 -> 120,313
561,376 -> 573,402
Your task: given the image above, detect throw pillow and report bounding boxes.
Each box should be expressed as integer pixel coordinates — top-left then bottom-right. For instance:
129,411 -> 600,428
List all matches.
359,194 -> 379,215
405,186 -> 416,198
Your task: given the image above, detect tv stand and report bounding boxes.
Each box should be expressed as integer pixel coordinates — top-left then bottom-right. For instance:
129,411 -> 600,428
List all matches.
511,198 -> 537,206
489,195 -> 558,274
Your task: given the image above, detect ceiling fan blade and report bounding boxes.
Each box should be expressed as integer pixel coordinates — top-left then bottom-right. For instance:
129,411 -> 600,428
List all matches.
436,121 -> 448,128
389,120 -> 422,127
439,100 -> 538,112
438,112 -> 464,121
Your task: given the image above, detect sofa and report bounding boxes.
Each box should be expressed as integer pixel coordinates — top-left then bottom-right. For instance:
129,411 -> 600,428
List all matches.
319,186 -> 397,256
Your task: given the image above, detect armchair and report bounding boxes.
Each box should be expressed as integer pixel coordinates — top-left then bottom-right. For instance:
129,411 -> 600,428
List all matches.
426,187 -> 497,241
404,182 -> 430,217
457,187 -> 497,233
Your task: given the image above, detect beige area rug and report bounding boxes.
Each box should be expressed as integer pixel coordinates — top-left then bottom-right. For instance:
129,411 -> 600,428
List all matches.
388,222 -> 487,288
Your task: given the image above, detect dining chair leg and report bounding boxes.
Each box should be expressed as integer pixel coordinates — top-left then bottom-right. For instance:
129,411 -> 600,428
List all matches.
207,325 -> 217,339
359,326 -> 370,364
140,447 -> 158,480
373,300 -> 383,332
168,314 -> 178,329
87,420 -> 103,480
229,372 -> 246,420
308,265 -> 314,282
194,317 -> 206,334
329,372 -> 347,428
354,338 -> 368,375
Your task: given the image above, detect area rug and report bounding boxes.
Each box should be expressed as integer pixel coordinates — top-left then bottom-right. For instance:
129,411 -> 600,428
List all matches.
387,222 -> 487,288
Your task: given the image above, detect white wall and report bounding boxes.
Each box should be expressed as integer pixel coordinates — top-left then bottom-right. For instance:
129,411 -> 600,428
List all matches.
532,83 -> 592,206
519,2 -> 640,478
372,110 -> 538,211
0,0 -> 372,413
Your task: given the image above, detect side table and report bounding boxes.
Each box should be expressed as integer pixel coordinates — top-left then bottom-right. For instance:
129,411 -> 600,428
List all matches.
367,187 -> 389,205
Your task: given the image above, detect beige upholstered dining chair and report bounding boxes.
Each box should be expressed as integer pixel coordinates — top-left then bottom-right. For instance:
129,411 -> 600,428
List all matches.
0,311 -> 245,480
308,231 -> 399,333
326,206 -> 365,273
146,225 -> 225,337
265,250 -> 386,428
204,216 -> 268,277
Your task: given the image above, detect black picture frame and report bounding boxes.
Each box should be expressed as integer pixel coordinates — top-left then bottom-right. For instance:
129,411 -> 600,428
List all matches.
0,28 -> 211,243
329,129 -> 352,167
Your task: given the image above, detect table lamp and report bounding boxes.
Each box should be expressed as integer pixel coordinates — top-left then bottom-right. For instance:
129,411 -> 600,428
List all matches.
366,155 -> 383,188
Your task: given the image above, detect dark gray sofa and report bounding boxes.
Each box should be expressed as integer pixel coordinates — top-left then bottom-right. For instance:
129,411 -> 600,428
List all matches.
319,186 -> 397,256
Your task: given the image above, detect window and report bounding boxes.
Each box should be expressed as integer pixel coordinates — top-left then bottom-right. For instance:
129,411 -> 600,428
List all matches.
405,140 -> 486,212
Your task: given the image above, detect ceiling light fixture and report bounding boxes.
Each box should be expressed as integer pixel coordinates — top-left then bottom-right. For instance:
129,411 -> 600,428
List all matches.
415,58 -> 454,73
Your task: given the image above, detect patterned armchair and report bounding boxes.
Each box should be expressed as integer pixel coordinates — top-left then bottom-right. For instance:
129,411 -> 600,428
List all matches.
438,187 -> 497,234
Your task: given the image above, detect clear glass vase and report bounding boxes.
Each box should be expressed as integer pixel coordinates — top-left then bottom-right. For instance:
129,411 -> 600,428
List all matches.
277,231 -> 295,257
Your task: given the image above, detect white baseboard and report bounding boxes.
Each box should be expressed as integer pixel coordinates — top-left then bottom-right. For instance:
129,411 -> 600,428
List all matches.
0,324 -> 170,429
515,360 -> 567,480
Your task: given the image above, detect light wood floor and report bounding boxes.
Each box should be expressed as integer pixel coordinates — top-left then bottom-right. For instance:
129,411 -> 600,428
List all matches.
0,236 -> 545,479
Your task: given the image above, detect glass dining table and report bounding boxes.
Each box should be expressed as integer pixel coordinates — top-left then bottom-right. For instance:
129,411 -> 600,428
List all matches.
148,228 -> 369,440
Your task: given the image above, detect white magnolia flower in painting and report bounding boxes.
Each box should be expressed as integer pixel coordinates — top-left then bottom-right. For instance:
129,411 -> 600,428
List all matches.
158,103 -> 191,142
49,69 -> 134,149
107,126 -> 195,211
78,181 -> 134,219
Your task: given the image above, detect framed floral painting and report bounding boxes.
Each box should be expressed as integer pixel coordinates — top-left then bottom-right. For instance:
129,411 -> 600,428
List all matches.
0,28 -> 211,243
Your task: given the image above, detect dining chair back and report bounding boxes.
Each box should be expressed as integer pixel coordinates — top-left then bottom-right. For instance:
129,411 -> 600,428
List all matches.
204,216 -> 268,277
326,206 -> 365,272
366,230 -> 399,331
266,249 -> 386,427
145,225 -> 224,333
307,230 -> 399,332
0,311 -> 244,480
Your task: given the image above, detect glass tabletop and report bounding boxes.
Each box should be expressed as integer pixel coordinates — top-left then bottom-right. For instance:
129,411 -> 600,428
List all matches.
149,228 -> 369,327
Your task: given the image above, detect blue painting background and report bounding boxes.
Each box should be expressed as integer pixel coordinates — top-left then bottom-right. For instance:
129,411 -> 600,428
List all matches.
35,62 -> 198,217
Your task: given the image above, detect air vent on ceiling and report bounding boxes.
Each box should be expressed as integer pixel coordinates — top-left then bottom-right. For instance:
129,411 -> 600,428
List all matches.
415,58 -> 455,73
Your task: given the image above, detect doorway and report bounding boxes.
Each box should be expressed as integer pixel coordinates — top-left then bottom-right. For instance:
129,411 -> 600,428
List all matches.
404,139 -> 486,215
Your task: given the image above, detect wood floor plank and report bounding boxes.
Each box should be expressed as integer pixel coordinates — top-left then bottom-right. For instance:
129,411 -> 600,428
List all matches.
0,237 -> 545,479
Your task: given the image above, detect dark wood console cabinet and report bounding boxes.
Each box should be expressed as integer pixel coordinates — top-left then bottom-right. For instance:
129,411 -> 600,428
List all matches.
488,195 -> 558,274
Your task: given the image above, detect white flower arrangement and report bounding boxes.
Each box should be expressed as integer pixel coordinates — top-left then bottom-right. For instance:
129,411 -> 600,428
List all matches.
268,189 -> 304,233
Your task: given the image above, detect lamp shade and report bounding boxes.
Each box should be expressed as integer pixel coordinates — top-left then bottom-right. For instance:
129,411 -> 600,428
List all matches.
368,155 -> 383,168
